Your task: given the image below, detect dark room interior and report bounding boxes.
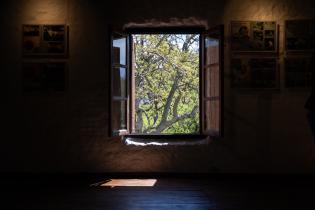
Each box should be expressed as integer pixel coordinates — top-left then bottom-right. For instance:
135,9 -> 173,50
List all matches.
2,0 -> 315,209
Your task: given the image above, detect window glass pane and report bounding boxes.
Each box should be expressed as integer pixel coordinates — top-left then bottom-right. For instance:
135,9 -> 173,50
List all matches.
112,100 -> 127,131
205,38 -> 219,66
204,100 -> 220,132
205,38 -> 220,98
113,38 -> 126,65
113,67 -> 127,97
202,26 -> 223,136
205,66 -> 220,98
205,67 -> 210,97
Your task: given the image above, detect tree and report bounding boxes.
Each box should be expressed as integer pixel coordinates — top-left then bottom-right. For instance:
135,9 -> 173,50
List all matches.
133,34 -> 200,134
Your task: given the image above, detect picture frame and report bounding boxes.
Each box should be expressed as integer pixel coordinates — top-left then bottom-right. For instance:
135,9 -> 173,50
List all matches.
231,57 -> 279,89
285,20 -> 315,52
22,24 -> 68,57
22,61 -> 67,92
284,56 -> 312,88
230,21 -> 277,53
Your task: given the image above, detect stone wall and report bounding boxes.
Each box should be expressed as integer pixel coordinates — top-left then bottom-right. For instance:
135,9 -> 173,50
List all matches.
1,0 -> 315,173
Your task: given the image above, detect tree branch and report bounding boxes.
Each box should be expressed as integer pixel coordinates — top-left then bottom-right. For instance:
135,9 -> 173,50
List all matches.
173,94 -> 181,118
151,105 -> 198,134
135,99 -> 143,133
182,35 -> 197,52
159,70 -> 181,126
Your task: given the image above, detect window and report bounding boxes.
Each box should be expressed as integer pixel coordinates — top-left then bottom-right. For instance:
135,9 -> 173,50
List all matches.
110,26 -> 223,138
133,33 -> 200,134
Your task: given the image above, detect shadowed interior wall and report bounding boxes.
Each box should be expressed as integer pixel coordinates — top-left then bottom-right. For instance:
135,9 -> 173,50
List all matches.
1,0 -> 315,173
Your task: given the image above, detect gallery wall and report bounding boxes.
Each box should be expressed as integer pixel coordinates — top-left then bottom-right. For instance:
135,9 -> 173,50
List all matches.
1,0 -> 315,173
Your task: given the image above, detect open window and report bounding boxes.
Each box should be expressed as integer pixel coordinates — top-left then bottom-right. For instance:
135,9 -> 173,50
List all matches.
110,26 -> 223,138
110,32 -> 129,136
202,26 -> 224,137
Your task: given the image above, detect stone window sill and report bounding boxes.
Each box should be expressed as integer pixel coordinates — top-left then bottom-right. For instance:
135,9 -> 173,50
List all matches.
123,135 -> 211,146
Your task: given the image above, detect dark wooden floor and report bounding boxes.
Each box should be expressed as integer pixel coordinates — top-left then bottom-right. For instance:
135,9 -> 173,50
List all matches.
1,175 -> 315,210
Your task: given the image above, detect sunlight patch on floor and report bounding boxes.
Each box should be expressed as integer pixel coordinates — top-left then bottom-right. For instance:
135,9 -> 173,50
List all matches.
99,179 -> 157,187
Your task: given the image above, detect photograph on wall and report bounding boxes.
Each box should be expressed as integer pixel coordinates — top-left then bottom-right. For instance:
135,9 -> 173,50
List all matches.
231,58 -> 251,88
22,25 -> 41,54
231,21 -> 251,51
285,57 -> 312,88
22,62 -> 67,92
250,58 -> 278,88
42,25 -> 66,53
251,22 -> 264,50
285,20 -> 315,51
231,21 -> 277,52
43,25 -> 65,42
23,24 -> 67,56
231,57 -> 278,89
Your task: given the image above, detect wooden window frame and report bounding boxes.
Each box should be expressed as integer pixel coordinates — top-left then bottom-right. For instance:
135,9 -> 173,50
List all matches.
110,26 -> 224,139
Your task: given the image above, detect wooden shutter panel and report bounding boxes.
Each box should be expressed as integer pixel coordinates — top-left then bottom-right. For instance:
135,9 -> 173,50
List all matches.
202,25 -> 224,137
110,31 -> 130,136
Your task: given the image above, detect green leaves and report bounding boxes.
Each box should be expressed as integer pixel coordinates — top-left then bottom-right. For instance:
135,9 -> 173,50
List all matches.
133,34 -> 200,134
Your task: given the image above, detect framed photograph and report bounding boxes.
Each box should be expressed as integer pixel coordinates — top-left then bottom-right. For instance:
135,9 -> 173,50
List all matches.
23,24 -> 68,57
284,56 -> 312,88
231,21 -> 277,52
23,25 -> 41,54
285,20 -> 315,52
22,61 -> 67,92
231,57 -> 279,89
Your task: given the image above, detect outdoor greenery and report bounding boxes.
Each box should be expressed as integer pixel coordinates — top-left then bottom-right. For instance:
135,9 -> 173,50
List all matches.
133,34 -> 200,134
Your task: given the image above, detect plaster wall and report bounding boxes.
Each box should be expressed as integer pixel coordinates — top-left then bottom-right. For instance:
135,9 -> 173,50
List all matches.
1,0 -> 315,173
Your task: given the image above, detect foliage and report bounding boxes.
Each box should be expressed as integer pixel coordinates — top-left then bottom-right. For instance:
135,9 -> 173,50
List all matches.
133,34 -> 200,134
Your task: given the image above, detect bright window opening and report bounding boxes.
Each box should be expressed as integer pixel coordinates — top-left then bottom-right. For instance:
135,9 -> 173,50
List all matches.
132,34 -> 200,134
110,26 -> 223,138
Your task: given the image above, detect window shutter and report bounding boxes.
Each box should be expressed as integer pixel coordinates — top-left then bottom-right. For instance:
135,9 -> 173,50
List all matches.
201,25 -> 224,137
110,31 -> 130,136
130,41 -> 136,133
